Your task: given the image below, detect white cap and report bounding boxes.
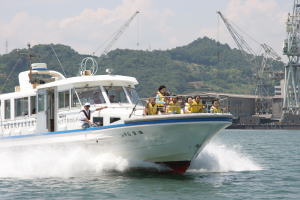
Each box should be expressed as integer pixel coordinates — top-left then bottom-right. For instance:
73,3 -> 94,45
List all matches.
84,102 -> 91,107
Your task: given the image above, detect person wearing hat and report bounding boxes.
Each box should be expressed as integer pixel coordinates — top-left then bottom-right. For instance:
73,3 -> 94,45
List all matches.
79,102 -> 107,128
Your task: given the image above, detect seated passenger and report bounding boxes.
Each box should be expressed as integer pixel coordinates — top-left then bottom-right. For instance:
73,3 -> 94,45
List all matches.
191,96 -> 204,113
167,96 -> 181,114
79,102 -> 108,128
177,96 -> 185,111
210,99 -> 223,113
144,97 -> 158,115
185,97 -> 193,113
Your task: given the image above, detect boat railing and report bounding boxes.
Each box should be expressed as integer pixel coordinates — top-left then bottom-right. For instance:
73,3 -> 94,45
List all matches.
128,95 -> 230,118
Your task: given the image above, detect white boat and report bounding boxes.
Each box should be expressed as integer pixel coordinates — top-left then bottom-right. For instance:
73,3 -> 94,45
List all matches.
0,61 -> 232,174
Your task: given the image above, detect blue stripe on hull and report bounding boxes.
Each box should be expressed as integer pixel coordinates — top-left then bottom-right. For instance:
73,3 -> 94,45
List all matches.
1,117 -> 232,140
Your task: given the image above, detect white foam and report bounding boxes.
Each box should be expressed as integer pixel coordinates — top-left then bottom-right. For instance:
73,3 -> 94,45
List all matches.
0,146 -> 164,178
0,141 -> 262,178
189,142 -> 263,173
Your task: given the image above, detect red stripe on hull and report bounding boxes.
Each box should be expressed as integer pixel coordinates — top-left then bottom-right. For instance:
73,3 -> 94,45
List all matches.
157,161 -> 191,174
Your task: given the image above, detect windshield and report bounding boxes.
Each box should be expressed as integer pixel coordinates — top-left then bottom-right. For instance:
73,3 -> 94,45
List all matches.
103,86 -> 128,103
72,87 -> 105,107
125,87 -> 142,105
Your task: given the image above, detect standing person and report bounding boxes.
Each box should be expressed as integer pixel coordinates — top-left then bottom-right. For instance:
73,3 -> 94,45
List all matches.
80,102 -> 107,128
144,97 -> 158,115
155,85 -> 167,113
210,99 -> 223,113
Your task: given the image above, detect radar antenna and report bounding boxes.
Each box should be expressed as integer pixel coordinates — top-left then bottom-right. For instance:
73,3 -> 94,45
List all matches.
80,57 -> 98,76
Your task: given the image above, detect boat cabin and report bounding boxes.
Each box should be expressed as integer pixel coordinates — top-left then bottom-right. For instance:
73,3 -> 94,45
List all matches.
0,63 -> 141,136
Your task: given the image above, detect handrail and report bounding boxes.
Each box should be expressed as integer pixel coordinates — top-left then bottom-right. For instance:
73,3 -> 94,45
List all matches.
129,99 -> 146,118
141,94 -> 228,117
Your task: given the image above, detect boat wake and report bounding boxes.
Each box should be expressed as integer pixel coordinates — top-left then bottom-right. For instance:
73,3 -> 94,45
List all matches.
189,142 -> 263,173
0,141 -> 262,178
0,146 -> 165,178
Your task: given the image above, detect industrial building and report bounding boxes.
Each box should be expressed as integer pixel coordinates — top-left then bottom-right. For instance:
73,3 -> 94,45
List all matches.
185,80 -> 289,128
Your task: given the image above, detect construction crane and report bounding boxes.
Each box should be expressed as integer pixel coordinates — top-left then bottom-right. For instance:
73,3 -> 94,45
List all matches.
282,0 -> 300,117
93,10 -> 140,56
81,11 -> 139,75
257,44 -> 281,83
217,11 -> 257,63
217,11 -> 281,114
255,44 -> 282,114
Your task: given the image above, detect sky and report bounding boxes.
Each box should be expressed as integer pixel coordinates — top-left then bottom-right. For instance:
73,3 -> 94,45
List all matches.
0,0 -> 293,60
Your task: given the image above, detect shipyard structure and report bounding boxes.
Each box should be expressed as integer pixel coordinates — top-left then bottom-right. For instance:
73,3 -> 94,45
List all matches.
186,79 -> 300,129
196,1 -> 300,129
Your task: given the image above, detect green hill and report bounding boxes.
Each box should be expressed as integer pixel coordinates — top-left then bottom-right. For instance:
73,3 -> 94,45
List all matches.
0,37 -> 284,97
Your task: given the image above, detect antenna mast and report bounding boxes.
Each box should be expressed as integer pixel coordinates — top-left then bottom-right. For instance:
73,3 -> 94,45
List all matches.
19,43 -> 37,83
5,40 -> 8,54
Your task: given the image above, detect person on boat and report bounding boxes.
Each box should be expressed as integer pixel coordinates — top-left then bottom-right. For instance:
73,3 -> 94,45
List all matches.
109,95 -> 116,103
167,96 -> 181,114
93,91 -> 104,104
80,102 -> 108,128
190,96 -> 204,113
155,85 -> 167,113
185,97 -> 194,113
144,97 -> 158,115
210,99 -> 223,113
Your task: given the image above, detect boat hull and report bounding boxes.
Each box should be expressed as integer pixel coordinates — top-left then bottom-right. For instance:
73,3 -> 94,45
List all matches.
0,114 -> 232,174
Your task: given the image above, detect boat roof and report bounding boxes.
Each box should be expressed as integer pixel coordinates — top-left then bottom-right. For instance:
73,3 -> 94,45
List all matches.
0,90 -> 37,99
37,74 -> 138,90
0,74 -> 138,99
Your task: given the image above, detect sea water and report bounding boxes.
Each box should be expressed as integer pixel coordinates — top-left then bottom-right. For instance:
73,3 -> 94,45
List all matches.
0,130 -> 299,200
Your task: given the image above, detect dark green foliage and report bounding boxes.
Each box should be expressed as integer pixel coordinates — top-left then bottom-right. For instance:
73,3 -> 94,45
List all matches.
0,37 -> 285,97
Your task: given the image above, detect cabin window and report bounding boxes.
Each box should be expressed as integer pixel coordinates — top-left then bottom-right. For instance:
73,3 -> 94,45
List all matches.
59,90 -> 70,109
38,94 -> 45,112
110,117 -> 120,123
71,89 -> 80,107
125,87 -> 141,105
15,97 -> 29,117
104,86 -> 128,103
72,87 -> 105,107
30,96 -> 36,115
93,117 -> 103,126
4,100 -> 10,119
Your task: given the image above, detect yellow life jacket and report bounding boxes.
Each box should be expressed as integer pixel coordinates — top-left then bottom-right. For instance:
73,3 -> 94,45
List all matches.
185,103 -> 192,112
191,100 -> 203,113
156,92 -> 165,107
167,101 -> 181,114
210,106 -> 222,113
147,103 -> 158,115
